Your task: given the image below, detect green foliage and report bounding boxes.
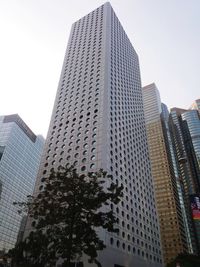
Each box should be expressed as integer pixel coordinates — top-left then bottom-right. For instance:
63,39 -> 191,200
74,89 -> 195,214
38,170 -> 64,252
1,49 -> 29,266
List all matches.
166,253 -> 200,267
12,165 -> 123,267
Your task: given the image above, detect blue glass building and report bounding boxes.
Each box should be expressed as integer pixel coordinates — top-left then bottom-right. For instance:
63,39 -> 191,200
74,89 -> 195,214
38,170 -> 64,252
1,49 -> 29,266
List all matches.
169,107 -> 200,254
0,114 -> 44,252
181,110 -> 200,174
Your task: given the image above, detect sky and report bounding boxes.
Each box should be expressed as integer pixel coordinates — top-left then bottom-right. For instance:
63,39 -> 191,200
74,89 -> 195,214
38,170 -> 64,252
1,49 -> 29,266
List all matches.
0,0 -> 199,137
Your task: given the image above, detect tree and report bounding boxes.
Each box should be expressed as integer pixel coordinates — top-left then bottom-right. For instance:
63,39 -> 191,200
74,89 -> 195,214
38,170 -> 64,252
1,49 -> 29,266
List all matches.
12,165 -> 123,267
166,253 -> 200,267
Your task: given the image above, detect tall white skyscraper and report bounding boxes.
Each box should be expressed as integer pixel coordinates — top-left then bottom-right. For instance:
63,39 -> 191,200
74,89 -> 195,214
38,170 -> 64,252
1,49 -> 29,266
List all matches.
30,3 -> 163,266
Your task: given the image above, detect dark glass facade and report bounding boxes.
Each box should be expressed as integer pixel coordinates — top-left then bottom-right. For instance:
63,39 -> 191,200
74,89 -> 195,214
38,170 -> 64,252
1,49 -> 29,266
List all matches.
169,108 -> 200,254
181,110 -> 200,175
0,114 -> 44,252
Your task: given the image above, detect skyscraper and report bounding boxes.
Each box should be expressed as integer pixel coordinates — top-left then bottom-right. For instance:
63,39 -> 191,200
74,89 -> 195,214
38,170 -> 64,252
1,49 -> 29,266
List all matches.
169,106 -> 200,253
142,83 -> 188,265
190,99 -> 200,113
160,105 -> 195,256
0,114 -> 44,252
28,3 -> 163,266
181,110 -> 200,172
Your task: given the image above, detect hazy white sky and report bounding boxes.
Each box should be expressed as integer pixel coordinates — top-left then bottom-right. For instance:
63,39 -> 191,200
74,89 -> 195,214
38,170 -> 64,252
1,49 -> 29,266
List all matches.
0,0 -> 199,137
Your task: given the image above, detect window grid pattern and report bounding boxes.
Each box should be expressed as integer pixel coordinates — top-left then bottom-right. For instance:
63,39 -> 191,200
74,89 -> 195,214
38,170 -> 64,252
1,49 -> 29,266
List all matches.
107,8 -> 162,264
36,6 -> 105,180
32,3 -> 162,266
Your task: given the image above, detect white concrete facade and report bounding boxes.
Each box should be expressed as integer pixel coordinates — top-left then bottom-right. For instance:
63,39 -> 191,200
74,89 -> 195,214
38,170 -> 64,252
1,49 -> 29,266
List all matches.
32,3 -> 163,267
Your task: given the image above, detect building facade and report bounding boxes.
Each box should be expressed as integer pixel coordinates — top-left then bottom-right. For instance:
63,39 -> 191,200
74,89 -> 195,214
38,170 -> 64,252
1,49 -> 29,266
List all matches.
190,99 -> 200,113
181,110 -> 200,173
142,84 -> 188,265
169,107 -> 200,253
0,114 -> 44,252
28,3 -> 163,267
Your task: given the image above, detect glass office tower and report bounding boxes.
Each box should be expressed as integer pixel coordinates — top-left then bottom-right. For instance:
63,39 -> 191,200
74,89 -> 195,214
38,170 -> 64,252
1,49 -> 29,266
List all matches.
169,107 -> 200,254
142,84 -> 188,265
0,114 -> 44,252
181,110 -> 200,172
28,3 -> 163,267
161,104 -> 194,255
190,99 -> 200,113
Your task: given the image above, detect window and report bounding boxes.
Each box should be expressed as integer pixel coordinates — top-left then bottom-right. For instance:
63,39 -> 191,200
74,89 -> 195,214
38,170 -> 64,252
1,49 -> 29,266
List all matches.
90,163 -> 95,169
91,155 -> 95,160
0,146 -> 5,161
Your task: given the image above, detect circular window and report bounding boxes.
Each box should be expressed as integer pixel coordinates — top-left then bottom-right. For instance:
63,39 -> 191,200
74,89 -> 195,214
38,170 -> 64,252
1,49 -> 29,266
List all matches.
81,166 -> 86,171
91,155 -> 95,160
90,163 -> 95,169
91,148 -> 96,153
